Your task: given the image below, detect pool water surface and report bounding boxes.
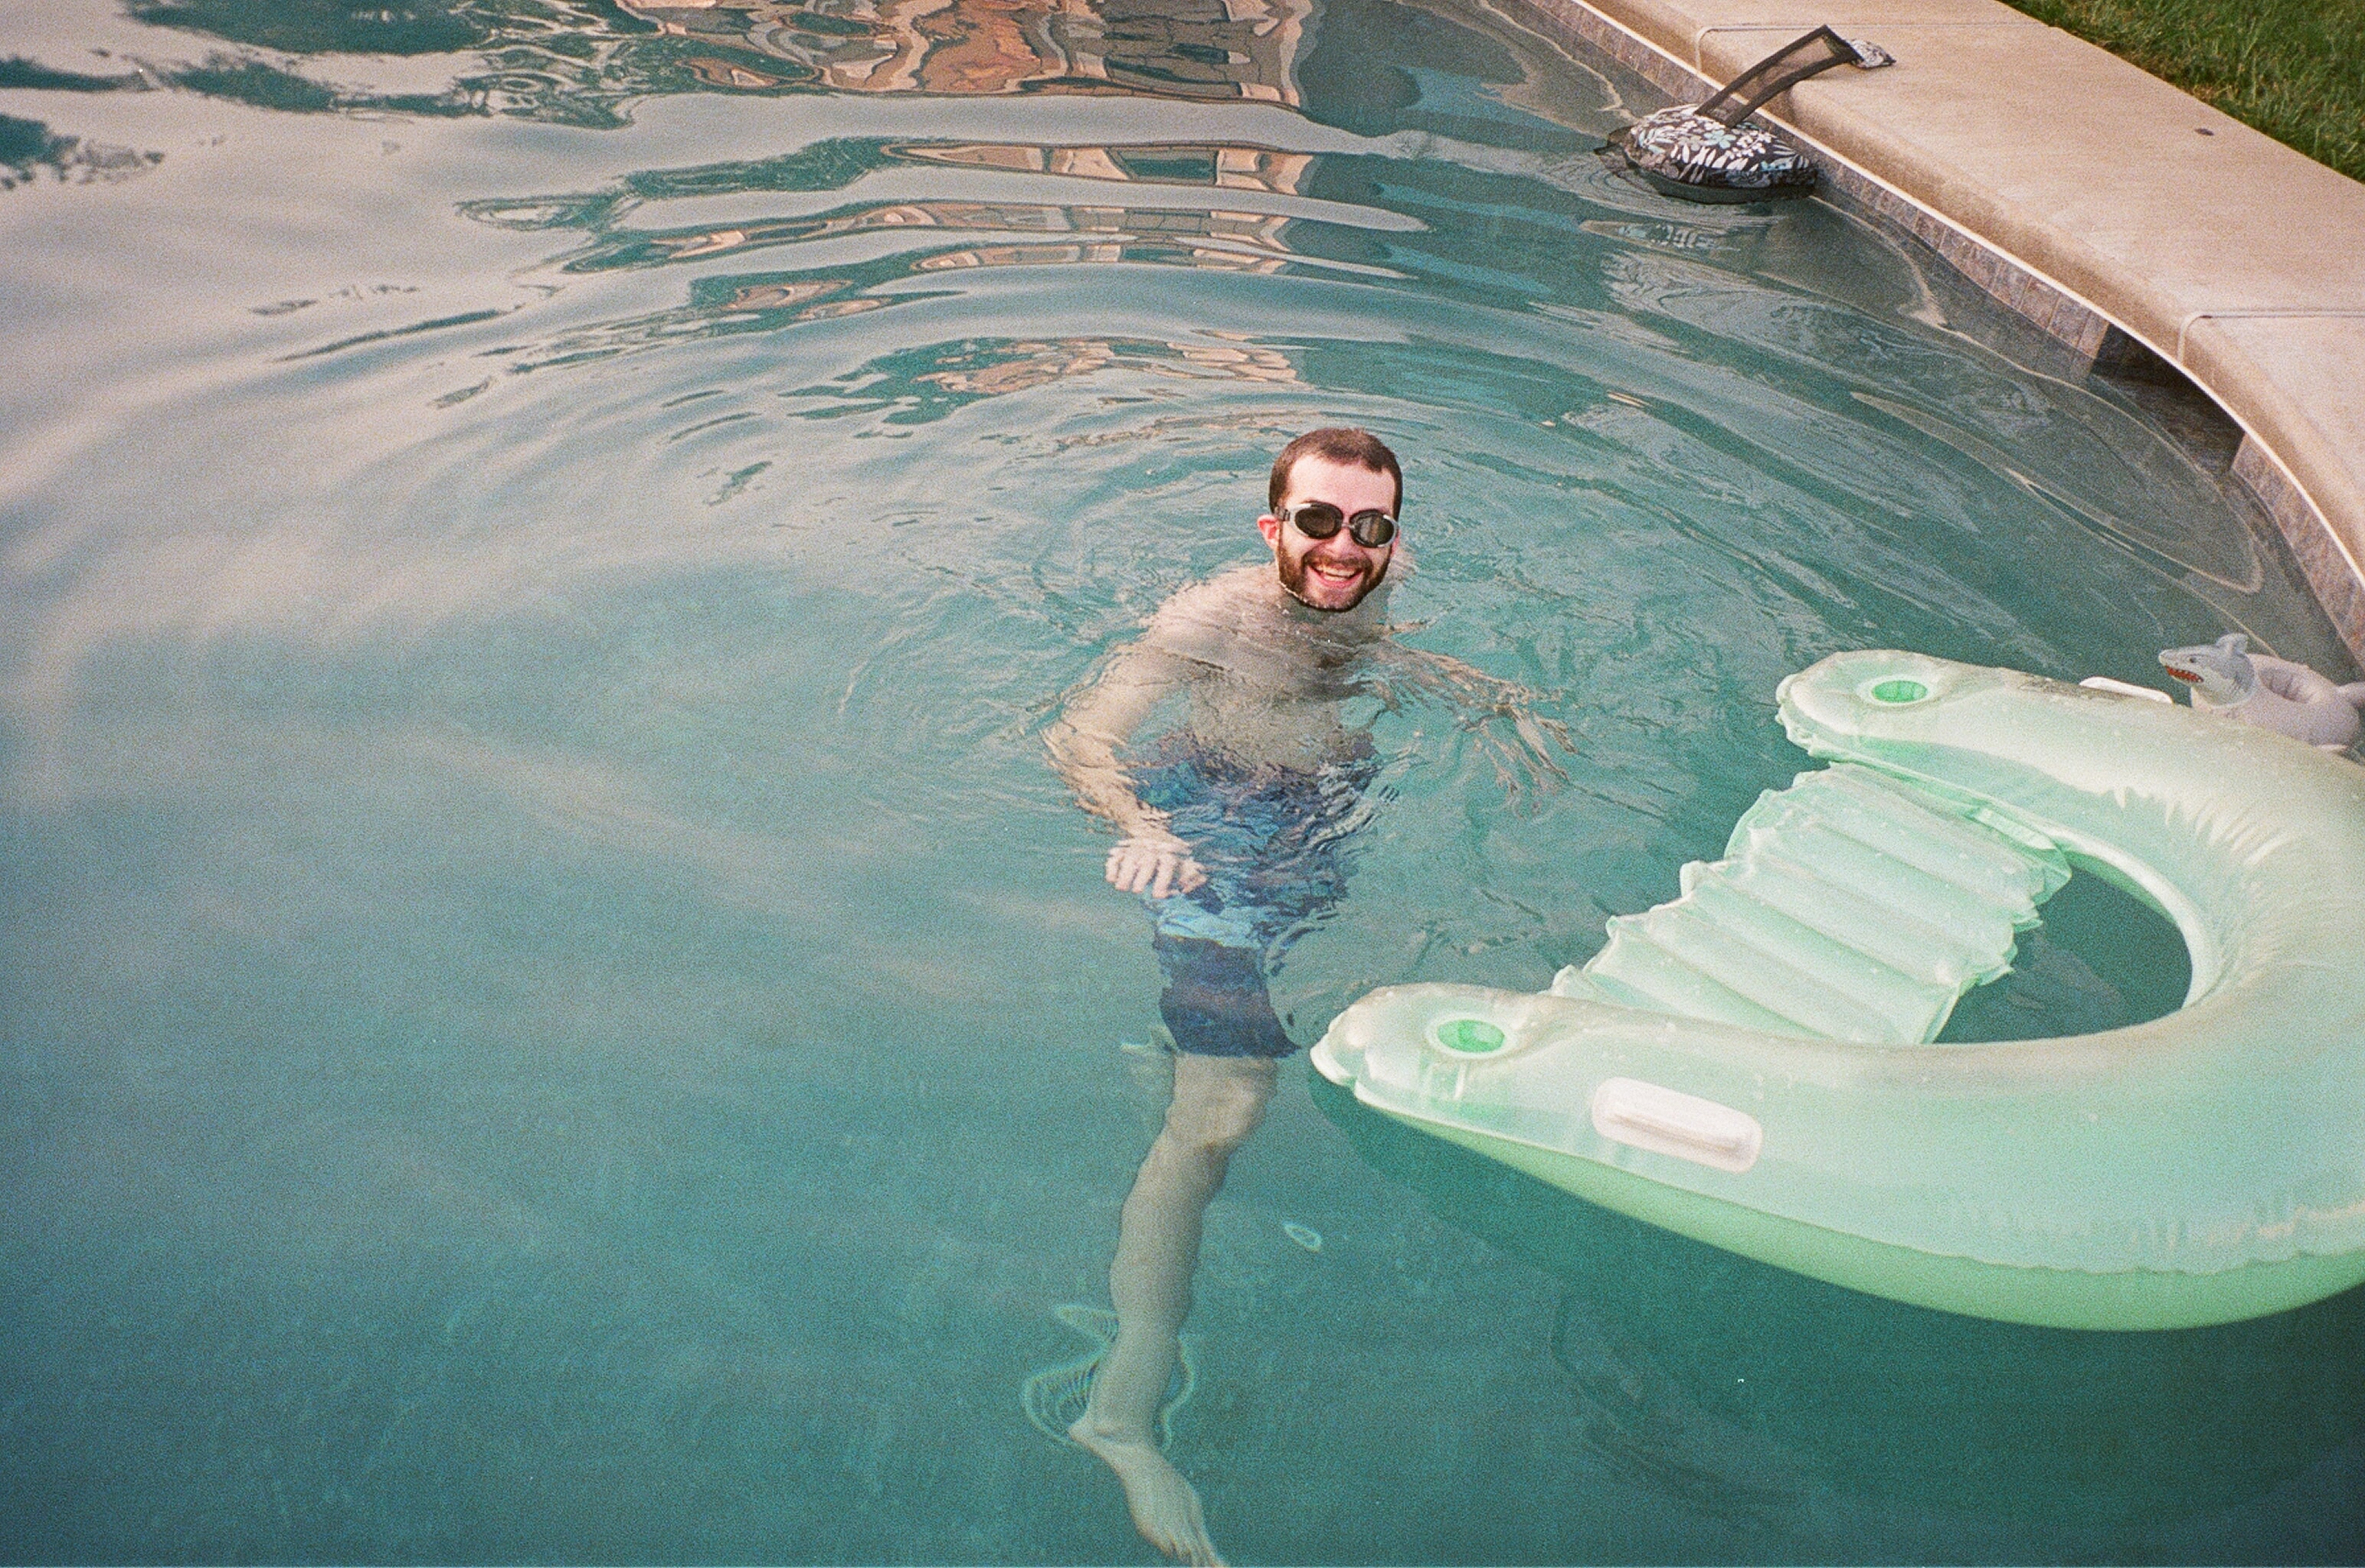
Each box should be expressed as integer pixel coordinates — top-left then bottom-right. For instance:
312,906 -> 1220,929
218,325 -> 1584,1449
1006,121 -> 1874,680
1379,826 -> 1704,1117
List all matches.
4,0 -> 2362,1561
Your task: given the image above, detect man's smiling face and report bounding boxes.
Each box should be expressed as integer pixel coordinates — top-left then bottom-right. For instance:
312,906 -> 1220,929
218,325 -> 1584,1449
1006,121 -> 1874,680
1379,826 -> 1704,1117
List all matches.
1258,454 -> 1397,614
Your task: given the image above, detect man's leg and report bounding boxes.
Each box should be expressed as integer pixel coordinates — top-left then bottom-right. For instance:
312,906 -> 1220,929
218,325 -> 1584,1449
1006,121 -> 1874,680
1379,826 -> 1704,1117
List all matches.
1071,1050 -> 1277,1567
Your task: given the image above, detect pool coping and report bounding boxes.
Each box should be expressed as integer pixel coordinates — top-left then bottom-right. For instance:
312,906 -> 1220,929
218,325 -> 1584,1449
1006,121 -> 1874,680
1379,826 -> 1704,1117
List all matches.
1497,0 -> 2365,665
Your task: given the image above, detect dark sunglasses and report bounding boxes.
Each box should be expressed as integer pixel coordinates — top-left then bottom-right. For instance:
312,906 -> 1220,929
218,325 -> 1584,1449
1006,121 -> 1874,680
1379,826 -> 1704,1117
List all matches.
1280,501 -> 1398,548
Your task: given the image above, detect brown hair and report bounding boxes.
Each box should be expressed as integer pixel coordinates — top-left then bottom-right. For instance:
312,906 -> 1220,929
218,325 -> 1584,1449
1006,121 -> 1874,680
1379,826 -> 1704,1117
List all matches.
1268,427 -> 1402,515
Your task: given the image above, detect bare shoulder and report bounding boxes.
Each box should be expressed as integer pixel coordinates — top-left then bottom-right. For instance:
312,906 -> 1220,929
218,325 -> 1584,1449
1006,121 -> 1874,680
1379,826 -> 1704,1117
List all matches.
1142,564 -> 1272,652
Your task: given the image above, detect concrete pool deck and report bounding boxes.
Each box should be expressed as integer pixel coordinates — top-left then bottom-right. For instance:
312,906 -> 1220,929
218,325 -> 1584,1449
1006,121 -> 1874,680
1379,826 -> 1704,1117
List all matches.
1506,0 -> 2365,662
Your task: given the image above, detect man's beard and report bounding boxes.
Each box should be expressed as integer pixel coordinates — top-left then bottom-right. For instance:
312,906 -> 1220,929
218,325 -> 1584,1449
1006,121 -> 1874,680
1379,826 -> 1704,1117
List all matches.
1277,547 -> 1385,612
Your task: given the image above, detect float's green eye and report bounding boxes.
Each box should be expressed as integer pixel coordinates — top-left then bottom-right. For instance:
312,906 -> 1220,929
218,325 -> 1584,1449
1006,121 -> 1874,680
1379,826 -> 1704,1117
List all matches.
1871,679 -> 1928,704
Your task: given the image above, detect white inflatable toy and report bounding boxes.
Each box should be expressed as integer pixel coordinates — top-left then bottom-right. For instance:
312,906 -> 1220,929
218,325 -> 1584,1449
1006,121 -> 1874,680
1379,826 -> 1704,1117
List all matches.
2158,632 -> 2365,750
1313,651 -> 2365,1331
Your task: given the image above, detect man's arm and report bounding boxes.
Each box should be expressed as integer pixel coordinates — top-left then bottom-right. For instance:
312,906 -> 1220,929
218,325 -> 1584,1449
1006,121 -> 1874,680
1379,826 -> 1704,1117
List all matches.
1367,643 -> 1575,799
1045,636 -> 1210,898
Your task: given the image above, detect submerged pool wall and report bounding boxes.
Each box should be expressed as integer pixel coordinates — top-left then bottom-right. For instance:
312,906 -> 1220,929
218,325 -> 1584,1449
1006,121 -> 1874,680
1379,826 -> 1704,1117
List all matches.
1497,0 -> 2365,666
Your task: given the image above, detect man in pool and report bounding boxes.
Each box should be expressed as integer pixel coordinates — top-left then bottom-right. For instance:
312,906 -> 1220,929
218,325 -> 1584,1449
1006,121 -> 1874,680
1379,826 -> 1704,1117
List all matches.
1044,428 -> 1562,1564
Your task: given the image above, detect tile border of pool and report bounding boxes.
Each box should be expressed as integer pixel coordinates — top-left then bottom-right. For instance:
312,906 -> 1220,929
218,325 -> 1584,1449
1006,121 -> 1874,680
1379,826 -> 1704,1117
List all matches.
1497,0 -> 2365,664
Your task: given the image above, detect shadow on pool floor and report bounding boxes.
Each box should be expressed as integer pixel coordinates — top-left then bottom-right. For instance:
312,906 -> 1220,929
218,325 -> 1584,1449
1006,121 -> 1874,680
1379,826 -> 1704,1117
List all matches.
1313,1071 -> 2365,1553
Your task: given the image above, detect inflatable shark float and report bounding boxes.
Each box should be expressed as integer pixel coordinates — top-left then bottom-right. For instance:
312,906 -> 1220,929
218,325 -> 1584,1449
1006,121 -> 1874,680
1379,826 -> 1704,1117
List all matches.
2158,633 -> 2364,750
1315,652 -> 2365,1331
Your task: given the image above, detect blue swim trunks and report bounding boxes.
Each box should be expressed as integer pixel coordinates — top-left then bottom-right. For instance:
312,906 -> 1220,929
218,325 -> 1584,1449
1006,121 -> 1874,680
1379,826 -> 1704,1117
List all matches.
1129,742 -> 1379,1058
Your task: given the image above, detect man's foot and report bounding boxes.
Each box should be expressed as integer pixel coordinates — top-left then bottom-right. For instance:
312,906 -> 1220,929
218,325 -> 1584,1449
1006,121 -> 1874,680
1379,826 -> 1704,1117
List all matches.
1068,1416 -> 1226,1566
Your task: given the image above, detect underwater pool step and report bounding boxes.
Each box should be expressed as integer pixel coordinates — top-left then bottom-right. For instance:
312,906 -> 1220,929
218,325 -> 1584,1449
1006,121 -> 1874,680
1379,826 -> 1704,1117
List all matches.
1565,763 -> 2070,1045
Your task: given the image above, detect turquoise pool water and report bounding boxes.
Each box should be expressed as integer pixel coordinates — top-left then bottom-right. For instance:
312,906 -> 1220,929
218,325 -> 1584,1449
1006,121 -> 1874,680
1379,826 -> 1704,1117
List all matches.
4,1 -> 2360,1560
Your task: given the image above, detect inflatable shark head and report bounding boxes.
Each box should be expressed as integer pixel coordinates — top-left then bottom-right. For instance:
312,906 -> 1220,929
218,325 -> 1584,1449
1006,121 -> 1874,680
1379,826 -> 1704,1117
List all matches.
2160,634 -> 2256,707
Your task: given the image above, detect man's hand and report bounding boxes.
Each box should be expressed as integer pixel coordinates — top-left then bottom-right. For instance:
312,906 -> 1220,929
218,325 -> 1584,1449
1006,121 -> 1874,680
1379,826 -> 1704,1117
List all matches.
1107,828 -> 1209,899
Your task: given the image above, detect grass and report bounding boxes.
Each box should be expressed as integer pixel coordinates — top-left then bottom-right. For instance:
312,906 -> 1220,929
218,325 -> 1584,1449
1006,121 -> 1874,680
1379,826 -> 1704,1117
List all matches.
1997,0 -> 2365,182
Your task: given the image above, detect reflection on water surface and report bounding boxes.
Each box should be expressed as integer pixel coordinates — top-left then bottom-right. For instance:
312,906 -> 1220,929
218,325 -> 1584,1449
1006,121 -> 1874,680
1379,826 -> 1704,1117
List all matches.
3,0 -> 2360,1562
623,0 -> 1312,103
